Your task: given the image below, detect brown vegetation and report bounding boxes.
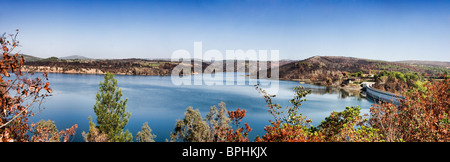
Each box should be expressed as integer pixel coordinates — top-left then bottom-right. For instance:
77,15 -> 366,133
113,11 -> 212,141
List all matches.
370,77 -> 449,142
0,30 -> 77,142
23,59 -> 178,76
254,77 -> 449,142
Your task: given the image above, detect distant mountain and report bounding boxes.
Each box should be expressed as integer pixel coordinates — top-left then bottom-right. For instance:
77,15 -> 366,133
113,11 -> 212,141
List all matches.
59,55 -> 91,60
261,55 -> 429,82
0,54 -> 43,62
396,60 -> 450,68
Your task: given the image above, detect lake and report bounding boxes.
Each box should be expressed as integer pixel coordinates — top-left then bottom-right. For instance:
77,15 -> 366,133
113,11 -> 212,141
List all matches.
29,72 -> 375,142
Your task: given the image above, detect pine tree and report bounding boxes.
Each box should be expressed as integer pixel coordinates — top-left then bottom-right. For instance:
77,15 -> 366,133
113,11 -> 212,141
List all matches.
136,122 -> 156,142
89,72 -> 132,142
170,107 -> 210,142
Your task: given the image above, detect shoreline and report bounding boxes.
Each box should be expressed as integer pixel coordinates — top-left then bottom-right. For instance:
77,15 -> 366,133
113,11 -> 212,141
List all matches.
22,67 -> 364,93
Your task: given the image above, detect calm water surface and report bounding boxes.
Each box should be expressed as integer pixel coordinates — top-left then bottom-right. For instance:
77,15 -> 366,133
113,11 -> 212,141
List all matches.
31,73 -> 375,142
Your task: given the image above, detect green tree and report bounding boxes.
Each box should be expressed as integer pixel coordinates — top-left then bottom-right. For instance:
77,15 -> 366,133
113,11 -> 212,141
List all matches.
136,122 -> 156,142
170,107 -> 210,142
255,84 -> 312,125
316,106 -> 381,142
87,72 -> 132,142
171,102 -> 251,142
205,101 -> 231,142
356,71 -> 363,77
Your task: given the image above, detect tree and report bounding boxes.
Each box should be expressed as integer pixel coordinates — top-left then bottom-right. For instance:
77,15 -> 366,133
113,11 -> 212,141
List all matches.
316,106 -> 381,142
82,116 -> 108,142
170,106 -> 210,142
205,101 -> 231,142
0,30 -> 76,142
356,71 -> 363,77
222,108 -> 252,142
170,102 -> 251,142
30,120 -> 59,142
370,76 -> 450,142
255,84 -> 322,142
136,122 -> 156,142
85,72 -> 132,142
30,119 -> 78,142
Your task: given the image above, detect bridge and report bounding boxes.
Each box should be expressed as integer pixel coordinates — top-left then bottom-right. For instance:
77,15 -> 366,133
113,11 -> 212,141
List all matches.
362,82 -> 405,105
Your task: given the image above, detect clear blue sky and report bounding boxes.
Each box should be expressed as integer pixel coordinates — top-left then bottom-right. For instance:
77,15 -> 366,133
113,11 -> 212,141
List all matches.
1,0 -> 449,61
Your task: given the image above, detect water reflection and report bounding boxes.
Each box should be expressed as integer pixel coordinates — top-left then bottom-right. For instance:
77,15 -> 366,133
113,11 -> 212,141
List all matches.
306,86 -> 365,100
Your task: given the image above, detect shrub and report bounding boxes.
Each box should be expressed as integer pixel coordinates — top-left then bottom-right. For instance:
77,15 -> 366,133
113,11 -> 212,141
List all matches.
255,84 -> 322,142
170,102 -> 251,142
370,77 -> 450,142
170,107 -> 210,142
0,30 -> 76,142
136,122 -> 156,142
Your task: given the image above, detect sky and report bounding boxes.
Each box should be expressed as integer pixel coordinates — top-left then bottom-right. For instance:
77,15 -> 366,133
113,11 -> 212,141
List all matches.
1,0 -> 449,61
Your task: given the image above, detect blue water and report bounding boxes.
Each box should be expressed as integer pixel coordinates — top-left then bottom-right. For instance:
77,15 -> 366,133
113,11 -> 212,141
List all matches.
29,72 -> 375,142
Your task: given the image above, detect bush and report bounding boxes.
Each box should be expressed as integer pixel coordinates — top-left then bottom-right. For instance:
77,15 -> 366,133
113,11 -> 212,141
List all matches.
170,102 -> 251,142
317,106 -> 381,142
136,122 -> 156,142
254,77 -> 449,142
370,77 -> 450,142
255,84 -> 322,142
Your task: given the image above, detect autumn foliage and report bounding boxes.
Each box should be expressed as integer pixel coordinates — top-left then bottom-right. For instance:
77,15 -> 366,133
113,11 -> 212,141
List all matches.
370,76 -> 450,142
254,85 -> 322,142
1,30 -> 447,142
255,120 -> 321,142
30,120 -> 77,142
255,77 -> 449,142
0,30 -> 77,142
220,108 -> 252,142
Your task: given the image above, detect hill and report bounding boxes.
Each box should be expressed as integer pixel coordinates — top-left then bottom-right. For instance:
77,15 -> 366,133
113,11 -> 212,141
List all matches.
0,54 -> 43,62
59,55 -> 91,60
261,56 -> 441,91
264,56 -> 425,78
396,60 -> 450,68
20,54 -> 446,93
22,58 -> 178,76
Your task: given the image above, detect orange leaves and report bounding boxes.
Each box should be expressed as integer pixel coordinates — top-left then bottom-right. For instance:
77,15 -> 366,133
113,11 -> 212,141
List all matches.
228,108 -> 246,126
44,82 -> 52,93
2,46 -> 8,53
215,108 -> 252,142
24,82 -> 52,96
255,121 -> 322,142
59,124 -> 78,142
1,68 -> 9,77
0,128 -> 14,142
0,30 -> 61,142
19,56 -> 24,67
30,120 -> 78,142
369,76 -> 450,142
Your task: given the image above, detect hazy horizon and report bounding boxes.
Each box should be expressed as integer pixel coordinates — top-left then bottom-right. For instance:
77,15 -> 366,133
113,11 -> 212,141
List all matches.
2,0 -> 450,62
17,54 -> 449,64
